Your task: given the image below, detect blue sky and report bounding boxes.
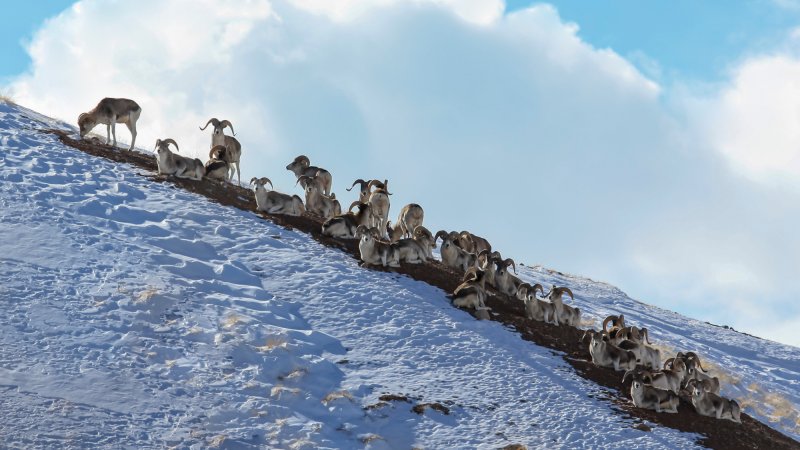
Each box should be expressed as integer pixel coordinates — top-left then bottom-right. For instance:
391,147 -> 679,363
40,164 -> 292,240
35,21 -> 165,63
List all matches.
3,0 -> 800,347
0,2 -> 75,83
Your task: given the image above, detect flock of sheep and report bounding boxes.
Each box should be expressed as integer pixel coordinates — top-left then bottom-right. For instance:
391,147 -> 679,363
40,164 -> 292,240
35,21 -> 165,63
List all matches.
77,97 -> 743,425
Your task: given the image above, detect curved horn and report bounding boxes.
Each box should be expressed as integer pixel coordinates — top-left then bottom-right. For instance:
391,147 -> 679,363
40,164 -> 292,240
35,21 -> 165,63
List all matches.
346,179 -> 368,192
249,177 -> 258,186
348,200 -> 361,213
260,177 -> 273,189
295,175 -> 312,187
366,179 -> 381,191
219,120 -> 235,135
618,313 -> 626,329
503,258 -> 517,274
555,286 -> 574,300
463,266 -> 479,282
531,283 -> 544,297
294,155 -> 310,165
163,138 -> 179,152
663,357 -> 675,370
153,139 -> 161,152
434,230 -> 449,244
199,118 -> 220,131
602,315 -> 616,333
209,145 -> 227,159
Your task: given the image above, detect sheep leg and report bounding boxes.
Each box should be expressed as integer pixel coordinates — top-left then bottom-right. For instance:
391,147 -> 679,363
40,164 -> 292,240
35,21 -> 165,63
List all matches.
111,120 -> 117,147
126,119 -> 136,151
105,123 -> 111,144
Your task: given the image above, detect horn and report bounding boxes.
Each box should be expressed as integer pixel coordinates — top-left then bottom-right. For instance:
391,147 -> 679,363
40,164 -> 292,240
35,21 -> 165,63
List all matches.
295,175 -> 312,187
199,118 -> 220,131
602,315 -> 616,332
555,286 -> 574,300
348,201 -> 361,213
503,258 -> 516,274
260,177 -> 273,189
153,139 -> 161,152
294,155 -> 310,166
209,144 -> 227,159
346,179 -> 368,192
219,120 -> 235,135
663,357 -> 675,370
463,266 -> 479,282
367,179 -> 381,191
531,283 -> 544,297
249,177 -> 258,186
618,313 -> 626,328
163,138 -> 179,152
434,230 -> 448,244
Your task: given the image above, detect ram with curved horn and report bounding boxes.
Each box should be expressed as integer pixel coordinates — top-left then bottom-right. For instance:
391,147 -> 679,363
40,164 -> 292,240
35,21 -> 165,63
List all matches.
393,225 -> 436,263
587,330 -> 637,371
688,380 -> 741,423
356,225 -> 399,268
477,250 -> 503,288
388,203 -> 424,242
78,98 -> 141,150
153,138 -> 204,180
455,231 -> 492,255
250,177 -> 305,216
286,155 -> 333,196
545,285 -> 581,327
204,145 -> 230,181
321,201 -> 373,238
199,118 -> 242,184
297,175 -> 340,219
450,267 -> 489,315
493,257 -> 524,297
435,230 -> 477,271
518,283 -> 557,324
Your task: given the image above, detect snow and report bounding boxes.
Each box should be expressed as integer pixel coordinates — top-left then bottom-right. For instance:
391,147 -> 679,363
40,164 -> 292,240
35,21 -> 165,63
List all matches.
0,101 -> 797,448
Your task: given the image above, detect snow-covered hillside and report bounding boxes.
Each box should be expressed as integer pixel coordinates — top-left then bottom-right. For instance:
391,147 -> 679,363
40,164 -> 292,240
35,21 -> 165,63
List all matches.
0,102 -> 797,449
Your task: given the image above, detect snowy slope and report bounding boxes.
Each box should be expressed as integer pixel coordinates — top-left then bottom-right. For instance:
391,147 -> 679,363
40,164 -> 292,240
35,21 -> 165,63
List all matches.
0,101 -> 797,449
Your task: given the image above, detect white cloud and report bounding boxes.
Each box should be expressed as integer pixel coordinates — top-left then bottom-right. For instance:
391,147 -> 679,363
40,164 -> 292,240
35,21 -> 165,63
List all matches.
702,54 -> 800,186
7,0 -> 800,347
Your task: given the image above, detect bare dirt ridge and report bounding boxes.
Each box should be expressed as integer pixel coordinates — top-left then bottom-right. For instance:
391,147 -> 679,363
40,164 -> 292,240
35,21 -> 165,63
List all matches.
45,129 -> 799,450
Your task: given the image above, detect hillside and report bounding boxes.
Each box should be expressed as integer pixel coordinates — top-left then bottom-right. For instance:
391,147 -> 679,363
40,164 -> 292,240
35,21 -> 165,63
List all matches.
1,101 -> 798,449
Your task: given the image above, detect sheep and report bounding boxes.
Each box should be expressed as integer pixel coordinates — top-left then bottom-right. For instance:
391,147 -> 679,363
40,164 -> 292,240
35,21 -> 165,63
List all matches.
451,267 -> 488,311
629,375 -> 680,413
204,145 -> 230,181
393,226 -> 436,264
199,118 -> 242,184
586,330 -> 637,371
455,231 -> 492,255
545,285 -> 581,327
685,367 -> 721,395
321,201 -> 373,239
622,360 -> 686,394
297,175 -> 341,219
688,380 -> 741,423
78,98 -> 141,150
286,155 -> 333,196
250,177 -> 305,216
517,283 -> 558,324
388,203 -> 424,242
356,225 -> 399,268
493,257 -> 524,297
476,250 -> 504,288
434,230 -> 477,271
613,339 -> 661,370
153,138 -> 204,180
366,180 -> 391,237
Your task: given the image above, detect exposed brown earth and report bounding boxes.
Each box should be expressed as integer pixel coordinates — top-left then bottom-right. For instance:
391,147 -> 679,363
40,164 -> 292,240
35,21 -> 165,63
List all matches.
45,129 -> 799,450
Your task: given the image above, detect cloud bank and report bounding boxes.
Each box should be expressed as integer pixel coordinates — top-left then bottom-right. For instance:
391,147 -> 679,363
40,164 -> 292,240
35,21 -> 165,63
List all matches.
8,0 -> 800,346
